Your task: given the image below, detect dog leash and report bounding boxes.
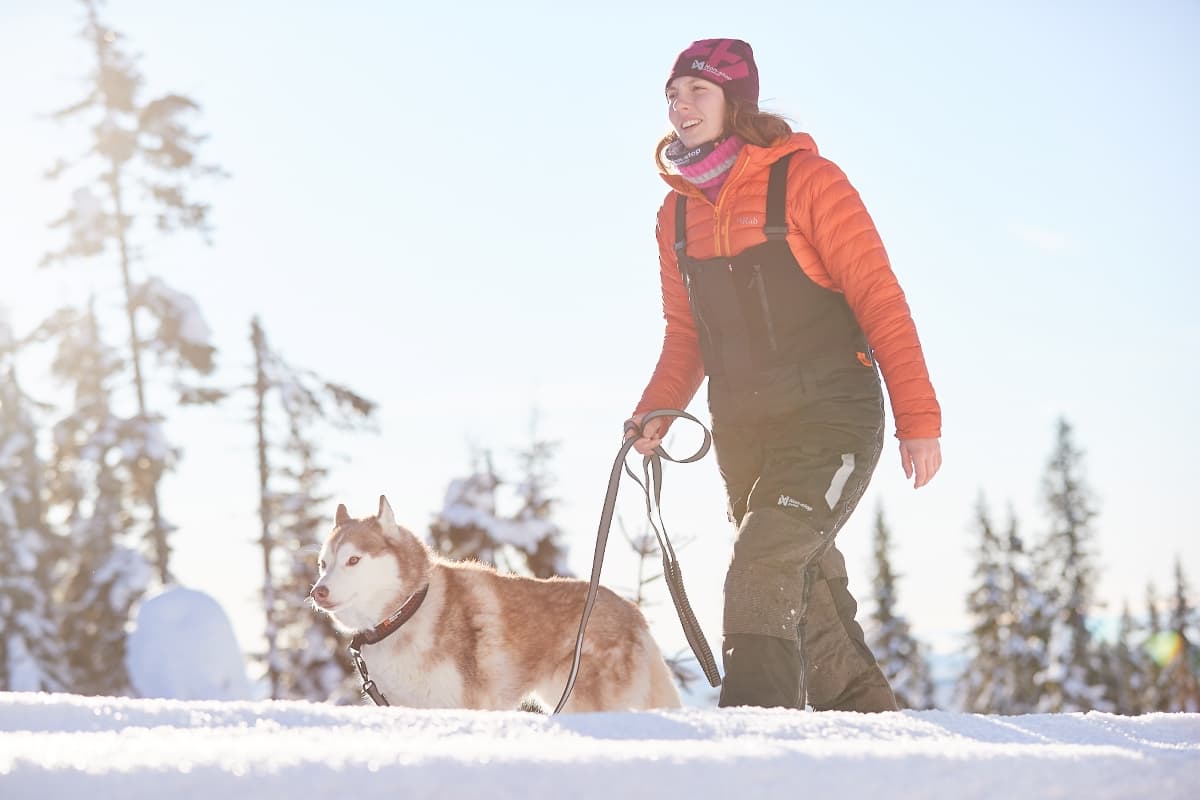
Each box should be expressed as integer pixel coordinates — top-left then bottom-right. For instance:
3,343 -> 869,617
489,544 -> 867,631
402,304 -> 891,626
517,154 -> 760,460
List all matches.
553,409 -> 721,714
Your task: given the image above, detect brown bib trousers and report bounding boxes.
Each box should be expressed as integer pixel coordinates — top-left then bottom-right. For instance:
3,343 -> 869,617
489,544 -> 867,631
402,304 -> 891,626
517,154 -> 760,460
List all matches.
674,154 -> 898,711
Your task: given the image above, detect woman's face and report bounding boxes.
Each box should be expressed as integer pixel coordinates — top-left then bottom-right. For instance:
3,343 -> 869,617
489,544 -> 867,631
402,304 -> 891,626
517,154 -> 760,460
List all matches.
666,76 -> 726,149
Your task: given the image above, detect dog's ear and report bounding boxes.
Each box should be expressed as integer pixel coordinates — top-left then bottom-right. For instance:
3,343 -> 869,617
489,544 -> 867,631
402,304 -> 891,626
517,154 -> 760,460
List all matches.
377,495 -> 397,531
335,503 -> 351,526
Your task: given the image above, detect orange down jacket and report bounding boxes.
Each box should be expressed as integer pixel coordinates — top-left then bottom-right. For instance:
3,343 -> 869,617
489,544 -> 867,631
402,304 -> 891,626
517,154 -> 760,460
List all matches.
633,132 -> 941,441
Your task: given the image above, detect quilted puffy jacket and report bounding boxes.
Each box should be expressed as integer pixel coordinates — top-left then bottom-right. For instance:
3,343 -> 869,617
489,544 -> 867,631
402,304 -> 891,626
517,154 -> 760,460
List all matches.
633,132 -> 941,440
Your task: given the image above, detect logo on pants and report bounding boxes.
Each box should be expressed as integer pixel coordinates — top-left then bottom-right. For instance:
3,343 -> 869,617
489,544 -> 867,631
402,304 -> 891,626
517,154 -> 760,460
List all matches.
777,495 -> 813,512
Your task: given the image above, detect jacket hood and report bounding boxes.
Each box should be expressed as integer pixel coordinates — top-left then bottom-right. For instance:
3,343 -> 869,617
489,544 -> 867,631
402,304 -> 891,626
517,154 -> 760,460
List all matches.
660,131 -> 819,196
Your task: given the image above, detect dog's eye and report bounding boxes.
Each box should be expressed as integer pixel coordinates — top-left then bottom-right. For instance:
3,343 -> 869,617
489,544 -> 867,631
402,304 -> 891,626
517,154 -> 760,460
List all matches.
347,556 -> 360,566
318,559 -> 326,572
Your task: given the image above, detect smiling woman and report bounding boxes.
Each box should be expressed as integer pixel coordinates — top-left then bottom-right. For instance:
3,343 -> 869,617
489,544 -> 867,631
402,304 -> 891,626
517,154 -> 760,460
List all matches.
627,37 -> 942,713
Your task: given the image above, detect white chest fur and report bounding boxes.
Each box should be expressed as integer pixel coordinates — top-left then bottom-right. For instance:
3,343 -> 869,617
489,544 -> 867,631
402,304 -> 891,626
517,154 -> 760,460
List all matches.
360,634 -> 465,708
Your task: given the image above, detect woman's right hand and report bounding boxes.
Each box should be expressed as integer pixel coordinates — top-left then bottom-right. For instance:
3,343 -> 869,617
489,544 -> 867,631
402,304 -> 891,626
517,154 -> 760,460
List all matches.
624,413 -> 669,456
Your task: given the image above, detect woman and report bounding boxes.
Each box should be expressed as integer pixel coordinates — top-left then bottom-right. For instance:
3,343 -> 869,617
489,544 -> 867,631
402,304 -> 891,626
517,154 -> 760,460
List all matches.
627,38 -> 942,711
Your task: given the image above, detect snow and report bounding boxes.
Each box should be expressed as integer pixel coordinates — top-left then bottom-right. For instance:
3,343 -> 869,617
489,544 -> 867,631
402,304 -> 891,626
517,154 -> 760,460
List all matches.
125,587 -> 253,701
124,414 -> 175,463
438,476 -> 556,551
3,640 -> 41,693
136,276 -> 213,350
0,693 -> 1196,799
70,186 -> 103,234
0,312 -> 13,352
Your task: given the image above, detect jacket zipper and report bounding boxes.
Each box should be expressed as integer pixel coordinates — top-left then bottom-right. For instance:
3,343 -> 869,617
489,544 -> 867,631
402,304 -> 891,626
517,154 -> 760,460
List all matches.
713,158 -> 750,255
751,264 -> 779,353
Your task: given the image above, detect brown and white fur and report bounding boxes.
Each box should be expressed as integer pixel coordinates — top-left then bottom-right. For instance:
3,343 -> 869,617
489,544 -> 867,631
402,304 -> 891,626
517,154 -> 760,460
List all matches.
309,496 -> 681,711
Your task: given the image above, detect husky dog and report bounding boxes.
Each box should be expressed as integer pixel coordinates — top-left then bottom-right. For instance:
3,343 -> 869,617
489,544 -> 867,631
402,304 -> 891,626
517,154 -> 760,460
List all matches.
309,496 -> 681,711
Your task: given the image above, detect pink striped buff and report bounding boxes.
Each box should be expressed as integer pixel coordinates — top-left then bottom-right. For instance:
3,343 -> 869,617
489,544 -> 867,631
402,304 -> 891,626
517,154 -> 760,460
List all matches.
667,135 -> 746,203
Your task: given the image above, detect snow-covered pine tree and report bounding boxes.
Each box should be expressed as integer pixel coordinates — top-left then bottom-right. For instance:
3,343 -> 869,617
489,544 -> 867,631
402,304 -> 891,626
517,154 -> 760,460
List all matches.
957,495 -> 1009,713
430,448 -> 507,567
431,420 -> 571,580
1002,511 -> 1052,714
865,506 -> 935,710
1158,557 -> 1200,712
509,414 -> 569,579
250,318 -> 375,701
1032,418 -> 1108,712
40,0 -> 224,583
267,428 -> 357,702
38,302 -> 152,696
1140,582 -> 1167,712
0,317 -> 68,692
1097,602 -> 1147,714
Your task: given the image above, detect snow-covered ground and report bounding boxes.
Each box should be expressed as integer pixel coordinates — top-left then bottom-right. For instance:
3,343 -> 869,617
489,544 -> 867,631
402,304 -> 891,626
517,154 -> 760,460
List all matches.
1,692 -> 1197,800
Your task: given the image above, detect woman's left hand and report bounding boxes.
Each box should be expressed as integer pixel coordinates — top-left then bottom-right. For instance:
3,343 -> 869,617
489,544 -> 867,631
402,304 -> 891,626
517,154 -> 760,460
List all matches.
899,438 -> 941,489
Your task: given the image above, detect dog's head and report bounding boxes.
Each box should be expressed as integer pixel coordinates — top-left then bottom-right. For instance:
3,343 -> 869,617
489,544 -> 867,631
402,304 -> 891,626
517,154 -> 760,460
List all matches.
309,495 -> 432,633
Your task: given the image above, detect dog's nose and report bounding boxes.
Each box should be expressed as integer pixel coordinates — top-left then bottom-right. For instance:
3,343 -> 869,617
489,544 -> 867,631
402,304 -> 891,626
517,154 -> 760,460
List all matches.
311,585 -> 329,602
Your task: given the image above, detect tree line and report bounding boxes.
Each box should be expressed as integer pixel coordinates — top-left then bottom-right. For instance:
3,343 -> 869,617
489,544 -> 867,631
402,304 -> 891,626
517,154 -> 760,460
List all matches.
865,419 -> 1199,714
0,0 -> 379,701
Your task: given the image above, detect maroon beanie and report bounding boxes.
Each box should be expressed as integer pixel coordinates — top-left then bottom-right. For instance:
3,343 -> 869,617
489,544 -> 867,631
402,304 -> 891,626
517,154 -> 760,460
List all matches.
665,38 -> 759,107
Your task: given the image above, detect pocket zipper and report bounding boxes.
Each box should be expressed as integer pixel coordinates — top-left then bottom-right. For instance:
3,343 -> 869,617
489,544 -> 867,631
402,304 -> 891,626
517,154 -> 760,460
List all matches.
751,264 -> 779,353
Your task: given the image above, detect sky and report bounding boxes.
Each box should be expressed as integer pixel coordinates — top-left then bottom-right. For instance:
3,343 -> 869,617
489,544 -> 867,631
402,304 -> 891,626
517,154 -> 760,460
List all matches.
2,691 -> 1198,799
2,0 -> 1199,670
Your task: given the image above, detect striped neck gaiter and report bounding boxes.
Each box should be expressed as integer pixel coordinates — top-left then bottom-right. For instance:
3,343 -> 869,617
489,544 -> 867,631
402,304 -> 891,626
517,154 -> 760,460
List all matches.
664,135 -> 745,203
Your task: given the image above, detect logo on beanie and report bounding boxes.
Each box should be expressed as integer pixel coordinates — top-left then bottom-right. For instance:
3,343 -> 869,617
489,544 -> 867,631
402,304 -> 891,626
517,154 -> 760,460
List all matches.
690,58 -> 734,84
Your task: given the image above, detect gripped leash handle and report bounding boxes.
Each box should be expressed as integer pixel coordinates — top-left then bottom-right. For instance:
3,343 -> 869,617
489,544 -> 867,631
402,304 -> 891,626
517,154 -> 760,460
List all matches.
626,418 -> 722,691
553,409 -> 720,714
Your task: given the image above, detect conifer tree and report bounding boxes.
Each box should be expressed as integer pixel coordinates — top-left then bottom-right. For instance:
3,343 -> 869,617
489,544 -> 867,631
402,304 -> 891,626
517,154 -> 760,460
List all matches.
430,448 -> 507,567
267,425 -> 354,702
958,495 -> 1008,712
1002,511 -> 1052,714
37,302 -> 152,695
865,506 -> 935,709
1033,418 -> 1107,711
1159,557 -> 1200,712
1098,602 -> 1147,714
0,317 -> 68,691
1141,582 -> 1167,712
40,0 -> 224,582
250,318 -> 375,701
510,414 -> 569,579
431,418 -> 571,579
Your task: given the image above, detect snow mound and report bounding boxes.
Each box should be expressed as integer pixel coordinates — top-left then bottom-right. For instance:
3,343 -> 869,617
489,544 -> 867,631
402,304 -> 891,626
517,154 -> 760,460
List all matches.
125,586 -> 253,701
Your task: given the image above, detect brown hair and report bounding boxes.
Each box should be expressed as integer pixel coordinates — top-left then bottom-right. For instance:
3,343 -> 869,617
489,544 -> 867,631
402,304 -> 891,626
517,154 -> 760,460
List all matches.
654,97 -> 793,173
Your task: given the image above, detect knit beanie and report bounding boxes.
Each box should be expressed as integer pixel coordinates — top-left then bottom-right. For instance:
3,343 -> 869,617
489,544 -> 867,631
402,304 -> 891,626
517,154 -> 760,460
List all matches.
665,38 -> 759,107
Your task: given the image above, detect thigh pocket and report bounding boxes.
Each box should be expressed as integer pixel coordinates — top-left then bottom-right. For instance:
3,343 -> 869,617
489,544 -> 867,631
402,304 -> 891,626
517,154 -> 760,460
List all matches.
709,365 -> 807,424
